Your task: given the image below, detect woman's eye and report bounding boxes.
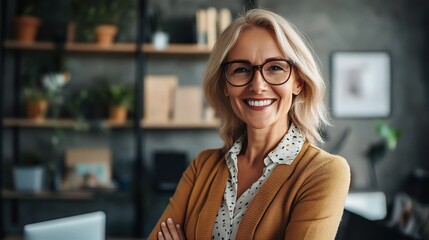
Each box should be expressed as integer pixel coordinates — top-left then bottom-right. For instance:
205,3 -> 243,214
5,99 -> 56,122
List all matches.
233,67 -> 251,74
268,65 -> 284,71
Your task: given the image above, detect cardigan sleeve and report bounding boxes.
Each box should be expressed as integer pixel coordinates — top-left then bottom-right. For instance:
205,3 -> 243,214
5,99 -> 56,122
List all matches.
284,155 -> 351,240
147,150 -> 212,240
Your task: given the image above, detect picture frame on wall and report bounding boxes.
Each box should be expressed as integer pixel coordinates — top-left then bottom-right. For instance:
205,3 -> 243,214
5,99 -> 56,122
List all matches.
330,51 -> 391,118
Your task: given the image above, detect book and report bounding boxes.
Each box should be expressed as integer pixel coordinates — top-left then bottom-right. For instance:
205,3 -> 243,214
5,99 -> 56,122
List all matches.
196,9 -> 208,45
218,8 -> 232,34
206,7 -> 217,49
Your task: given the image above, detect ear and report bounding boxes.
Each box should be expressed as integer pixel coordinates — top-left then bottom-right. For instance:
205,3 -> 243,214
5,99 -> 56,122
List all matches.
224,88 -> 229,97
293,79 -> 304,96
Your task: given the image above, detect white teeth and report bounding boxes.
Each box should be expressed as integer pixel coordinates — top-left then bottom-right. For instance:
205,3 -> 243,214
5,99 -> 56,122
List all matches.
247,100 -> 273,107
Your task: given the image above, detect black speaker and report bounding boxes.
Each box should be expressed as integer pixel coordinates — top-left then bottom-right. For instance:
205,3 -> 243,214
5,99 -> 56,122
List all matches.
152,151 -> 188,192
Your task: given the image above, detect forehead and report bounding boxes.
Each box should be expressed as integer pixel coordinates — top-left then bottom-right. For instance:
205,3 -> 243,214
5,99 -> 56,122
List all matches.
226,27 -> 285,63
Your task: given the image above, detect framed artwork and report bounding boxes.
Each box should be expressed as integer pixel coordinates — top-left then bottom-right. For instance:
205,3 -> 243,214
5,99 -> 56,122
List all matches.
62,148 -> 112,190
330,51 -> 391,118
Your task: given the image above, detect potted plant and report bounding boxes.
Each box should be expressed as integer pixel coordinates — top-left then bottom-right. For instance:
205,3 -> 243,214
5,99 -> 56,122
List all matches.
150,6 -> 169,50
72,0 -> 132,45
103,82 -> 134,123
23,87 -> 48,121
14,0 -> 43,43
13,153 -> 45,192
366,121 -> 401,188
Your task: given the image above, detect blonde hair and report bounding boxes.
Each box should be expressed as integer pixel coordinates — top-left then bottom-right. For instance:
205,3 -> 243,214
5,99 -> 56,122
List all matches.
204,9 -> 329,151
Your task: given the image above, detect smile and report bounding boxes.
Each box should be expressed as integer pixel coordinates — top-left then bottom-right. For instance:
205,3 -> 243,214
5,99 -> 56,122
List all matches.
245,99 -> 274,107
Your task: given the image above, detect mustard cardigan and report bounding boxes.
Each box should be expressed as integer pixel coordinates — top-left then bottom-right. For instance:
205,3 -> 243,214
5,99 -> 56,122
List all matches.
148,141 -> 350,240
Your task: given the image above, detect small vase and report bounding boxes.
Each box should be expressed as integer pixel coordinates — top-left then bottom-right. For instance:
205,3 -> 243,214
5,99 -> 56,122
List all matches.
152,31 -> 169,50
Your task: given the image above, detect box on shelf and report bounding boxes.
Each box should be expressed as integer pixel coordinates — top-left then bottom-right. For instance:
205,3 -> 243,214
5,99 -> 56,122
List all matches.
173,86 -> 203,123
144,75 -> 178,123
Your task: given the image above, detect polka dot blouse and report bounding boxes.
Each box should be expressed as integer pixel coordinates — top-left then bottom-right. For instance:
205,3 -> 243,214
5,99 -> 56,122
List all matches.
212,123 -> 305,240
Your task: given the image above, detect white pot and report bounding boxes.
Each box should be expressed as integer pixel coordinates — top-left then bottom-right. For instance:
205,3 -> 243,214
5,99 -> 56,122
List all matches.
152,31 -> 169,50
13,166 -> 44,192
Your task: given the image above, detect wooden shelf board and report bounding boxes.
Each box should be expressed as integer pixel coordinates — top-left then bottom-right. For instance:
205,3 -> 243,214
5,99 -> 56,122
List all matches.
143,44 -> 211,55
141,119 -> 219,129
2,118 -> 218,129
2,118 -> 132,128
1,190 -> 93,200
4,40 -> 211,55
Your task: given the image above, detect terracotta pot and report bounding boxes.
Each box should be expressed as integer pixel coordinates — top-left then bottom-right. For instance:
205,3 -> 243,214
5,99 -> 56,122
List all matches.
110,106 -> 127,123
26,100 -> 48,121
95,25 -> 118,46
15,16 -> 41,43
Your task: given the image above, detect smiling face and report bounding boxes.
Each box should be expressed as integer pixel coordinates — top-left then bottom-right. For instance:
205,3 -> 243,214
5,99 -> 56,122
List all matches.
224,27 -> 302,132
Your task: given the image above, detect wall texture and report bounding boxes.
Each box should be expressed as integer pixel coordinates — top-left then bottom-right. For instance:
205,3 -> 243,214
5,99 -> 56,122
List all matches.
259,0 -> 429,195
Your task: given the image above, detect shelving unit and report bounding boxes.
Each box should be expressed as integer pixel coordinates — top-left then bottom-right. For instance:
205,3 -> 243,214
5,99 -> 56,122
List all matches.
0,0 -> 218,237
0,0 -> 259,238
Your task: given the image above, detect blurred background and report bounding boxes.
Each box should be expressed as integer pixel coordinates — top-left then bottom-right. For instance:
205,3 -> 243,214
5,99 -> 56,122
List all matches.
1,0 -> 428,239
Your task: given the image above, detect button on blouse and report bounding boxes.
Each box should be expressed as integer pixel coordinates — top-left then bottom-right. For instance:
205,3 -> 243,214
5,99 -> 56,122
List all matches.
212,123 -> 305,239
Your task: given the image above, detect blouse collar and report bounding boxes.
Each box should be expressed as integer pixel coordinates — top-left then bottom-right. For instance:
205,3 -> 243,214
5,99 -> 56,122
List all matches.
226,123 -> 306,166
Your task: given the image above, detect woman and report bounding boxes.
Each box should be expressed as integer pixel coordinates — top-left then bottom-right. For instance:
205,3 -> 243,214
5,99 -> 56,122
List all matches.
149,9 -> 350,240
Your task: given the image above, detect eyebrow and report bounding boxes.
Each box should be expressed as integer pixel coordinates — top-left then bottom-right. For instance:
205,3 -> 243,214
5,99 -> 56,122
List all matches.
225,57 -> 287,64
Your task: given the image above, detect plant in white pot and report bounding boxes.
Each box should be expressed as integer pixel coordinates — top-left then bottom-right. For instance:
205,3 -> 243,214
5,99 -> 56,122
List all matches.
13,153 -> 45,192
150,6 -> 169,50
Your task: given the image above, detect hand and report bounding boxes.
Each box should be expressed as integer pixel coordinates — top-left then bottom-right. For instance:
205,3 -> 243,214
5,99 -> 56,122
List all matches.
157,217 -> 186,240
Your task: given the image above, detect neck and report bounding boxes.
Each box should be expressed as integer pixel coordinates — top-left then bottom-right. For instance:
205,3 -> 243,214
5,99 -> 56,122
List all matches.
242,121 -> 289,166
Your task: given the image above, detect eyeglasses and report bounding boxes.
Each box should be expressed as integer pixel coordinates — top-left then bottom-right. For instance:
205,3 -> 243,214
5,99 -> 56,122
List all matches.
223,59 -> 295,87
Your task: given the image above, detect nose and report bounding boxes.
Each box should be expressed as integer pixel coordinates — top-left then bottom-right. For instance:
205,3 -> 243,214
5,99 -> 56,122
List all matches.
248,68 -> 268,93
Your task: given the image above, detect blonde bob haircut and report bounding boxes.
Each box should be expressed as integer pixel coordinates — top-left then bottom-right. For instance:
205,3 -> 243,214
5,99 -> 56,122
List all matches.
204,9 -> 329,151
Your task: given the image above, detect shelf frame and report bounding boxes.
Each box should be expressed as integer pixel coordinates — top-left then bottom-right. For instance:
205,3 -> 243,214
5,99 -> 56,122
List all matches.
0,0 -> 7,237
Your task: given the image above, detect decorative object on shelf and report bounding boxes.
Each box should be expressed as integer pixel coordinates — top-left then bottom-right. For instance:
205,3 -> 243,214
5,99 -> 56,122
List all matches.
14,0 -> 43,43
71,0 -> 133,45
150,6 -> 169,50
144,75 -> 178,123
195,7 -> 231,48
13,153 -> 45,192
173,86 -> 203,123
331,51 -> 391,118
101,82 -> 134,123
366,121 -> 401,188
42,71 -> 71,118
62,148 -> 113,191
23,87 -> 48,121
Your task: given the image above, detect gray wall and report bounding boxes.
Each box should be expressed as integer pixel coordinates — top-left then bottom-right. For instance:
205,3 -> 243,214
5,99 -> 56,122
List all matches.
259,0 -> 429,195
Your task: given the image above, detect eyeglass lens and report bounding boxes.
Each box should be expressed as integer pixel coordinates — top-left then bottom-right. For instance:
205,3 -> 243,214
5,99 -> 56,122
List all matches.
225,60 -> 292,86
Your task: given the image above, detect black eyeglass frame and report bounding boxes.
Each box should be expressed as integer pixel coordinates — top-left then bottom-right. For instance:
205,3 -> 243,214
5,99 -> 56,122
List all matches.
222,59 -> 295,87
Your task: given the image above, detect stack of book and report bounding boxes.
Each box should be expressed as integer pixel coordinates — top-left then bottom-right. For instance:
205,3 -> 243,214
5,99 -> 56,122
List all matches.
196,8 -> 232,48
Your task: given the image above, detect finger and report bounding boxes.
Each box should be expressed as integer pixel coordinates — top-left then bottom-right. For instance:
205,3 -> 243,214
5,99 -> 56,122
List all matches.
161,221 -> 173,240
166,218 -> 181,239
157,231 -> 165,240
176,224 -> 186,240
